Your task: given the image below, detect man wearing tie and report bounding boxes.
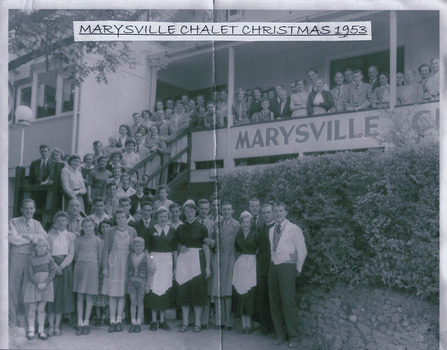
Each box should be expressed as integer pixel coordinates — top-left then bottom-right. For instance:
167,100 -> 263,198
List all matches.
330,72 -> 349,113
197,197 -> 220,329
28,144 -> 52,209
249,198 -> 264,233
256,203 -> 275,336
345,70 -> 372,111
9,199 -> 47,327
268,202 -> 307,348
367,65 -> 381,94
129,201 -> 154,324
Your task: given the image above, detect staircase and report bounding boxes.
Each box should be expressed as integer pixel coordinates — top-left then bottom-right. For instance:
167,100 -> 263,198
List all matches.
13,129 -> 192,227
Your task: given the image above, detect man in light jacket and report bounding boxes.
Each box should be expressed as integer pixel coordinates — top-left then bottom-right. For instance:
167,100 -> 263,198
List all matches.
268,202 -> 307,348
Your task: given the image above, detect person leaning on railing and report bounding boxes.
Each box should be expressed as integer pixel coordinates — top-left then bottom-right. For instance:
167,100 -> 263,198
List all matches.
424,58 -> 440,101
371,72 -> 391,109
290,80 -> 309,117
397,70 -> 423,106
307,79 -> 335,115
344,70 -> 371,112
232,88 -> 250,126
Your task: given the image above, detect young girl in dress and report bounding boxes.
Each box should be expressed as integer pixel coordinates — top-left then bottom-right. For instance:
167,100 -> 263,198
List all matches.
93,219 -> 113,327
232,211 -> 258,335
23,237 -> 56,340
73,216 -> 104,335
127,237 -> 155,333
102,209 -> 137,332
47,211 -> 76,336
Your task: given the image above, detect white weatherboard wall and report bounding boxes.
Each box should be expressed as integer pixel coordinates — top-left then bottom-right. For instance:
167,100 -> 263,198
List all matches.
76,42 -> 162,156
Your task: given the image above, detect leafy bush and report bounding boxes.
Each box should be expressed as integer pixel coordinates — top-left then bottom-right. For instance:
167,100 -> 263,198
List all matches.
219,141 -> 439,302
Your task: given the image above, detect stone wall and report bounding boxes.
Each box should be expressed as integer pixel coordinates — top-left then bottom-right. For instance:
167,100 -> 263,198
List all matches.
296,284 -> 438,350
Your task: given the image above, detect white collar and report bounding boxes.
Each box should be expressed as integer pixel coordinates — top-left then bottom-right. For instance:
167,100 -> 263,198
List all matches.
154,224 -> 169,235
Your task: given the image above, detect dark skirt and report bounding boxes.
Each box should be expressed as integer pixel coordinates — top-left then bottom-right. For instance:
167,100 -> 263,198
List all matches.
47,256 -> 75,313
233,286 -> 256,316
146,287 -> 175,310
176,250 -> 207,306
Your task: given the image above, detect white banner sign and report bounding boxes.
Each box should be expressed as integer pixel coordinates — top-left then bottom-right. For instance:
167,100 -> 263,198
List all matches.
73,21 -> 372,41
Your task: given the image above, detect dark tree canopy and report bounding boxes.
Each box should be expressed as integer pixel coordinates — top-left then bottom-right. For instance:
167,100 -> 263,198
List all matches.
9,9 -> 214,85
9,10 -> 151,85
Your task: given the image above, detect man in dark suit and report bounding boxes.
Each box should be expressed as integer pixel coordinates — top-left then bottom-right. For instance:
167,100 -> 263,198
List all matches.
28,144 -> 52,209
29,144 -> 51,185
256,203 -> 275,336
129,201 -> 154,324
129,201 -> 154,240
129,181 -> 152,220
367,65 -> 381,93
249,197 -> 265,233
274,90 -> 292,119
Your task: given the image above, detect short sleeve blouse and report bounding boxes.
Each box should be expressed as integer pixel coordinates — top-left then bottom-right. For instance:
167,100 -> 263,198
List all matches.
177,220 -> 207,248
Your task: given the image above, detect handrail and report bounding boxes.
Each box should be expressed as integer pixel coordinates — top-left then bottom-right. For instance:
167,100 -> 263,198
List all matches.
143,146 -> 189,184
126,128 -> 190,176
13,162 -> 65,224
125,129 -> 192,191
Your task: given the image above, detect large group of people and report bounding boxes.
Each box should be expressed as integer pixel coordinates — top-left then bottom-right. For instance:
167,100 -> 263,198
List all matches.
147,58 -> 440,129
26,59 -> 440,223
9,194 -> 307,348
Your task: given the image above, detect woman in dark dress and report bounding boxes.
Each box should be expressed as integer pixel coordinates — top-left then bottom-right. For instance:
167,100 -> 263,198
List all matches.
175,200 -> 211,333
232,211 -> 258,334
146,206 -> 178,331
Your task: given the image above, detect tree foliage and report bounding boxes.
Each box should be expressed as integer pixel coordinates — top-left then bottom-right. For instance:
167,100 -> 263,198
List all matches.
9,10 -> 149,85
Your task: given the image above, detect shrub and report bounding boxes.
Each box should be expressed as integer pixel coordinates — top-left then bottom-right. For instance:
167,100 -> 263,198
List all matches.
219,141 -> 439,302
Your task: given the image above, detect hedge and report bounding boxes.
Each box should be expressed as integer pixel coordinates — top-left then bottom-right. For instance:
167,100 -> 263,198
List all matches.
218,141 -> 439,302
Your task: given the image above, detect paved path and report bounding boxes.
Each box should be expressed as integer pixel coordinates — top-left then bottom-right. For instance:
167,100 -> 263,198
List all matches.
10,320 -> 316,350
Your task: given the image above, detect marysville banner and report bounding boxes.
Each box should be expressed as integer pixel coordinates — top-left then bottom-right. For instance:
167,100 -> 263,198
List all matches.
231,104 -> 439,157
190,102 -> 438,166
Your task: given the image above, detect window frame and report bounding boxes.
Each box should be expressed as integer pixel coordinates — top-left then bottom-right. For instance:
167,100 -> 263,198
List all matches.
13,68 -> 75,124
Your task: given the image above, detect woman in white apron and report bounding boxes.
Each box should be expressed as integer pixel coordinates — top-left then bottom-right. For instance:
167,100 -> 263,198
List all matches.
232,211 -> 258,334
146,207 -> 178,331
175,201 -> 211,333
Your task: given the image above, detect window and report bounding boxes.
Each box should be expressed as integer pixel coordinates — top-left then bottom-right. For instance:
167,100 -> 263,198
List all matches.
195,160 -> 224,170
235,153 -> 299,166
17,85 -> 32,108
227,10 -> 242,21
13,68 -> 75,123
36,70 -> 57,118
61,77 -> 74,113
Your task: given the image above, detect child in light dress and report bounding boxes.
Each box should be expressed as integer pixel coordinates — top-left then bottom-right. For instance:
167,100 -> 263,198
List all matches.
23,237 -> 56,341
73,216 -> 103,335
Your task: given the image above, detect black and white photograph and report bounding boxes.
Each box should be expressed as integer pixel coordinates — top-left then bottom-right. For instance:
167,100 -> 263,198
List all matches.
2,1 -> 445,349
